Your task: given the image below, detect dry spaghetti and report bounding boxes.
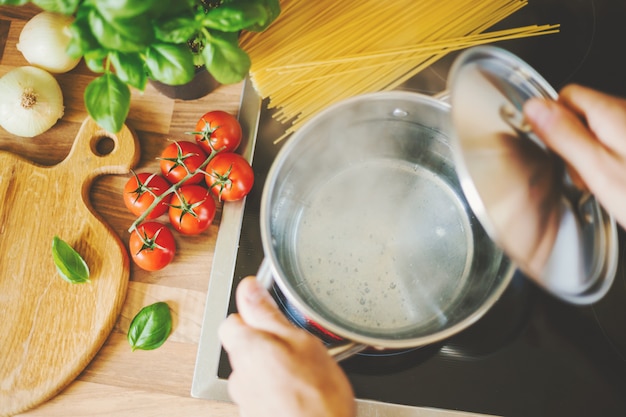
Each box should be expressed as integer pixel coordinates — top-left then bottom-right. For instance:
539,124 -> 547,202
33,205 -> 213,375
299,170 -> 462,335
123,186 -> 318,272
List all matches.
240,0 -> 559,142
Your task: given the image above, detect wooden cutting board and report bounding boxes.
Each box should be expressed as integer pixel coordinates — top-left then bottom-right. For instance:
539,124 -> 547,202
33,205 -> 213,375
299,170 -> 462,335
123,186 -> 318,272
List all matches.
0,118 -> 140,416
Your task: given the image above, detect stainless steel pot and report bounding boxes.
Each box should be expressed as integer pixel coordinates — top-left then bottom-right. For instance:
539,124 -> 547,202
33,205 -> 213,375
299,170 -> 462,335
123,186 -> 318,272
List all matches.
257,91 -> 515,358
256,46 -> 618,359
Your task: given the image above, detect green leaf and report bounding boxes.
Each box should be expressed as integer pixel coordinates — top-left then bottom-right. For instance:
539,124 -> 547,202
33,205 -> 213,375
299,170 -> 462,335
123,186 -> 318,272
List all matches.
52,236 -> 90,284
84,73 -> 130,133
0,0 -> 29,6
246,0 -> 280,32
94,0 -> 159,19
83,50 -> 108,73
66,7 -> 101,58
154,15 -> 198,43
203,31 -> 250,84
202,2 -> 268,32
108,51 -> 147,90
127,302 -> 172,351
88,7 -> 152,52
145,43 -> 195,86
32,0 -> 81,14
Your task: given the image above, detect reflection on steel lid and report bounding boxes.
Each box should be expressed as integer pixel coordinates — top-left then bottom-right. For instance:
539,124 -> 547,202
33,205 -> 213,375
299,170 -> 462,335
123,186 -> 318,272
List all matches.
447,46 -> 617,305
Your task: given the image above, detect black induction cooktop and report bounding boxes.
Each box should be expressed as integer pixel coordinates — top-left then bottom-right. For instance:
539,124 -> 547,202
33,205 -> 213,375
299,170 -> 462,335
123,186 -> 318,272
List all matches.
192,1 -> 626,415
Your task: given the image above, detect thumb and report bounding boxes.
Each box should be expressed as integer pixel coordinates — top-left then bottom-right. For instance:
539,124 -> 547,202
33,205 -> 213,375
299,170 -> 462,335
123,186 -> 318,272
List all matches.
235,276 -> 297,339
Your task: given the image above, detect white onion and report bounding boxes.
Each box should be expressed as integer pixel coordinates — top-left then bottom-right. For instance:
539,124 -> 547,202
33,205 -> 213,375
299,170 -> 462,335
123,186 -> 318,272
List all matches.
16,11 -> 81,74
0,66 -> 65,137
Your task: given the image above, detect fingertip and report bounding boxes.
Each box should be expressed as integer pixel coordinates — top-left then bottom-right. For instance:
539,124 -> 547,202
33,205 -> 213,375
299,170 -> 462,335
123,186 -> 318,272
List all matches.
237,275 -> 278,309
523,98 -> 554,131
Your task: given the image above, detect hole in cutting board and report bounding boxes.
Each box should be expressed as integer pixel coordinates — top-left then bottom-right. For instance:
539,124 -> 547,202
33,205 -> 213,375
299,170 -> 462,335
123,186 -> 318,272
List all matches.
93,135 -> 116,156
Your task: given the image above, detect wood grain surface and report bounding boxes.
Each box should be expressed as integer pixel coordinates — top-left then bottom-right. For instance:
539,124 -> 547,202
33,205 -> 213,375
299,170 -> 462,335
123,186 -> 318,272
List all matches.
0,118 -> 139,416
0,4 -> 241,416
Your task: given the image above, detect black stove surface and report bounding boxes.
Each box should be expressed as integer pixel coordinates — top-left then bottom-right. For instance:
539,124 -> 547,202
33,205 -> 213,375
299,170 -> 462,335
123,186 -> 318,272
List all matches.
217,1 -> 626,415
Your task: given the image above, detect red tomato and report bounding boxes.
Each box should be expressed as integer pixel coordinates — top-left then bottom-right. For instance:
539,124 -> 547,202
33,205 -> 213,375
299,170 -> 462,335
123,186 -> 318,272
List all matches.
205,152 -> 254,201
129,222 -> 176,271
123,172 -> 172,219
159,141 -> 207,185
193,110 -> 242,154
168,185 -> 216,235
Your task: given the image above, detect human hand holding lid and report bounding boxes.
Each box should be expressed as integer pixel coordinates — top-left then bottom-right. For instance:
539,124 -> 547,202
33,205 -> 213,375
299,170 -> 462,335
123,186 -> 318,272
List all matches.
448,46 -> 618,304
524,84 -> 626,231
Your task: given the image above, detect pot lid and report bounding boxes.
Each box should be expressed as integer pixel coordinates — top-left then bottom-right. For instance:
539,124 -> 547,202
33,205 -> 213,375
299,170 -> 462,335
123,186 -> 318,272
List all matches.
447,46 -> 617,304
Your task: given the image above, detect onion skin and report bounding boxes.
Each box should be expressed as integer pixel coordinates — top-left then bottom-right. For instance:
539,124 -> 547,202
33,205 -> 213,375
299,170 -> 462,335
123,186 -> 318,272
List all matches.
16,11 -> 81,74
0,66 -> 65,138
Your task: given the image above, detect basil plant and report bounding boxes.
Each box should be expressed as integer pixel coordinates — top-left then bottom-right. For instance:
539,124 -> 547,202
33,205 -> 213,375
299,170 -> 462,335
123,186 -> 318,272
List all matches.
0,0 -> 280,133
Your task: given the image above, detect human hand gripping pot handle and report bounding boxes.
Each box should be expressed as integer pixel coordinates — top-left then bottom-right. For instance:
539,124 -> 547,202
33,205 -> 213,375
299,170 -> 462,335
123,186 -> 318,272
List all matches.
218,276 -> 357,417
523,84 -> 626,230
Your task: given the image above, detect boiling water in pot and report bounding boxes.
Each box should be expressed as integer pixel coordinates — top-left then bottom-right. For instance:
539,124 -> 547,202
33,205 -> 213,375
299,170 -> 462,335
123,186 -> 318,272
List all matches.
293,157 -> 473,334
267,112 -> 492,339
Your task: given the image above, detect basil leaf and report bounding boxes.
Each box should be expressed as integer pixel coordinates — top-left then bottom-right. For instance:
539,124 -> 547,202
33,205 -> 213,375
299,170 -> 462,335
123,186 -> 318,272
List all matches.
202,2 -> 268,32
127,302 -> 172,351
83,50 -> 108,73
203,31 -> 250,84
84,73 -> 130,133
0,0 -> 30,6
154,15 -> 198,43
88,7 -> 152,52
67,7 -> 101,58
32,0 -> 81,14
108,51 -> 147,90
52,236 -> 90,284
246,0 -> 280,32
94,0 -> 159,19
145,43 -> 195,85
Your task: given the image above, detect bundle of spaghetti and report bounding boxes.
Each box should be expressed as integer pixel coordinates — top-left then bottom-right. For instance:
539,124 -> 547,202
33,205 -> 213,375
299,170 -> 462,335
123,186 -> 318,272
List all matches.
240,0 -> 559,142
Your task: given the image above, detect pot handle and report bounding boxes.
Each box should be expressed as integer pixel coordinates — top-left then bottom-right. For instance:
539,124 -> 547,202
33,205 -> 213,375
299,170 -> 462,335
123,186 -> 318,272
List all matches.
256,257 -> 274,289
255,258 -> 369,362
328,342 -> 368,362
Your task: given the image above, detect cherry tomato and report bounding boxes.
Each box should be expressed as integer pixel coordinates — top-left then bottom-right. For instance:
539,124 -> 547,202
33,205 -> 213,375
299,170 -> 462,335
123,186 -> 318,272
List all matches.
159,141 -> 207,185
205,152 -> 254,201
193,110 -> 242,154
168,185 -> 216,235
123,172 -> 172,219
129,222 -> 176,271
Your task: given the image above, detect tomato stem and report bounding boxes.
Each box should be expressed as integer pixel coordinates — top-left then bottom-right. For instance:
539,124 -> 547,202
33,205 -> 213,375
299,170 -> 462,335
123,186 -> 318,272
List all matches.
128,148 -> 220,234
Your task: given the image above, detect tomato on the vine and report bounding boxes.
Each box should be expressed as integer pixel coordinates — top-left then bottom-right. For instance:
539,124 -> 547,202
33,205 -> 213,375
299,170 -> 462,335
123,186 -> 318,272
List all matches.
205,152 -> 254,202
160,141 -> 207,185
129,222 -> 176,271
192,110 -> 242,154
123,172 -> 172,219
168,185 -> 216,235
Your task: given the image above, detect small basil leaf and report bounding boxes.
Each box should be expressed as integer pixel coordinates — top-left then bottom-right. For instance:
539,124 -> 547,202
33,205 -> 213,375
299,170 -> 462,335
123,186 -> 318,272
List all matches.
145,43 -> 195,86
0,0 -> 30,6
94,0 -> 159,19
52,236 -> 90,284
84,73 -> 130,133
88,7 -> 151,52
203,31 -> 250,84
108,51 -> 148,90
66,7 -> 101,58
154,14 -> 198,43
202,2 -> 268,32
32,0 -> 81,14
246,0 -> 280,32
127,302 -> 173,351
